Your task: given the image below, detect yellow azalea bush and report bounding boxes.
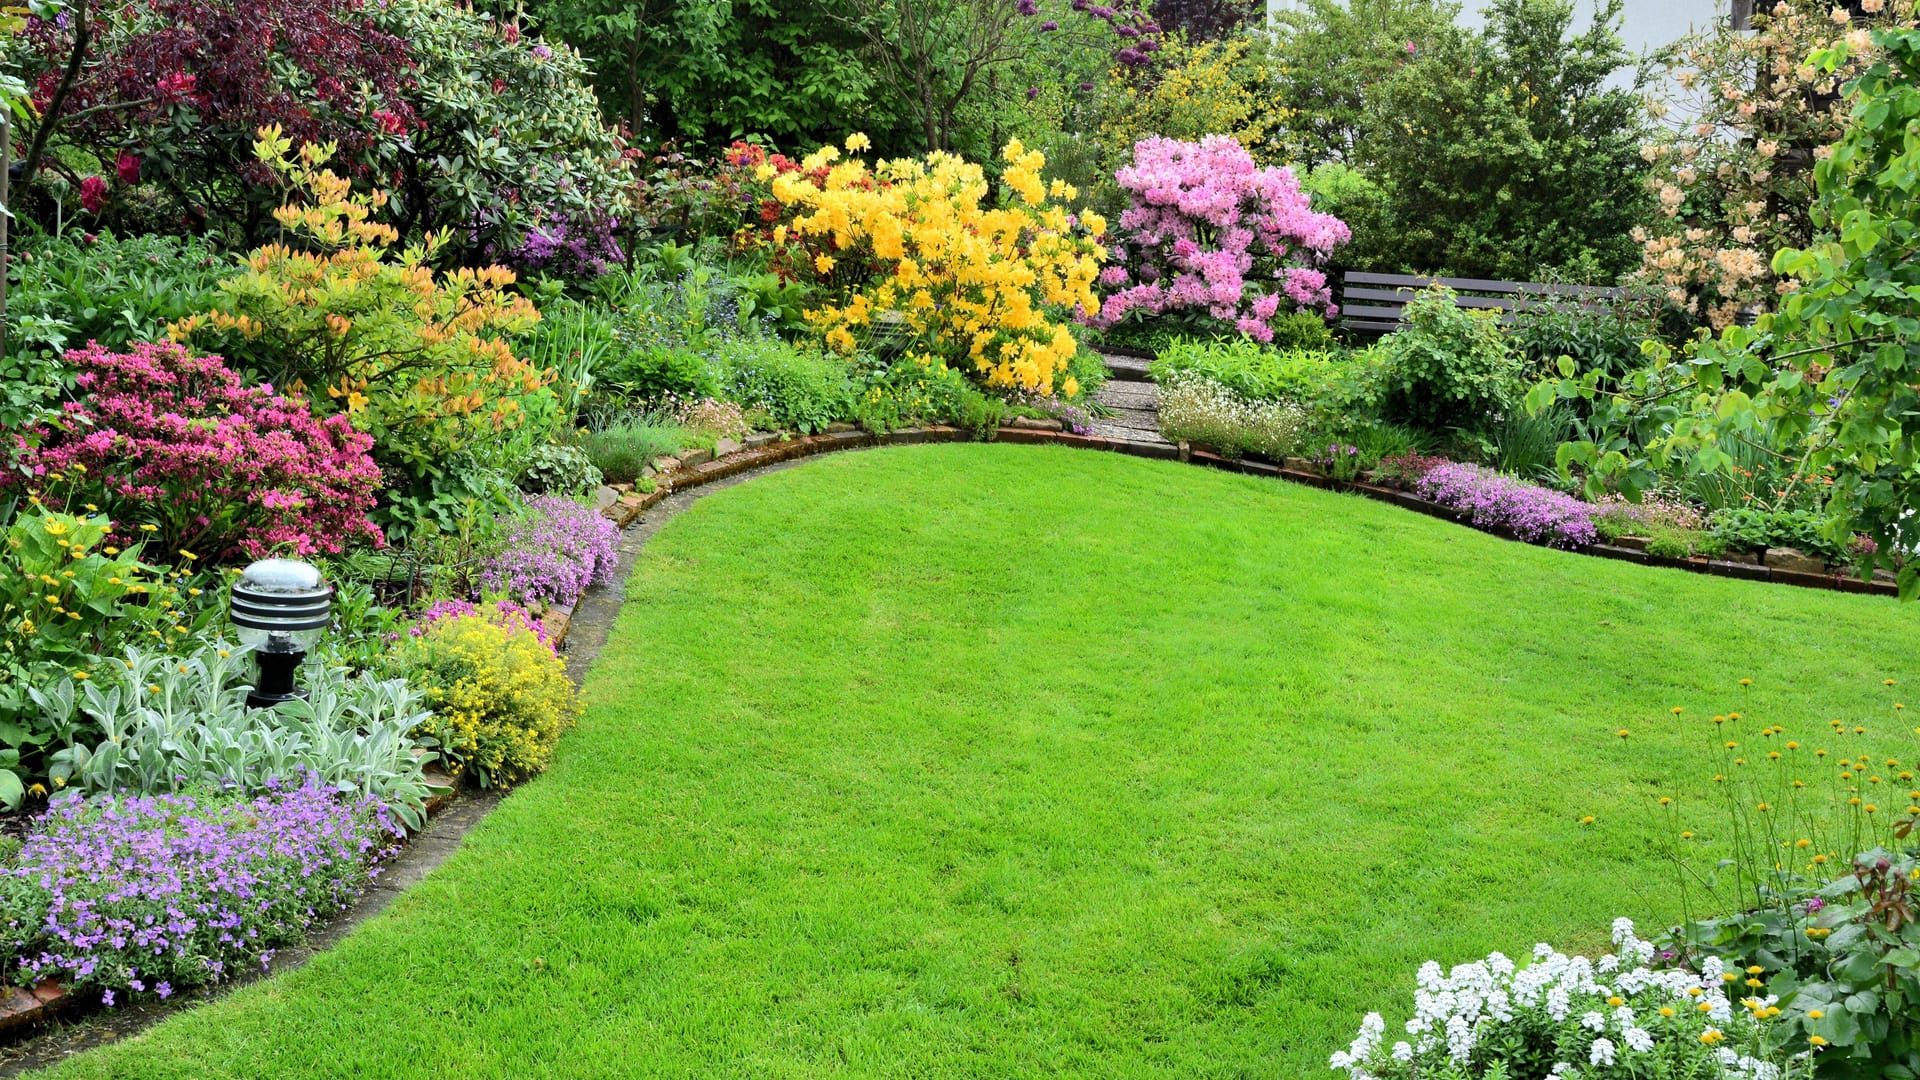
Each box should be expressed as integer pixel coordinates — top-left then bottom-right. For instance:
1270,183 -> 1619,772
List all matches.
737,136 -> 1106,397
169,126 -> 560,532
397,613 -> 578,789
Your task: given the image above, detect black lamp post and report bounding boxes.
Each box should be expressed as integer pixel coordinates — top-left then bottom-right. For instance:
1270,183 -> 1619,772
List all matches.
230,559 -> 333,709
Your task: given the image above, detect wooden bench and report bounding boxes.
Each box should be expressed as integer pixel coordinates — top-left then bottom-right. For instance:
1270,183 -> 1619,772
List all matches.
1339,270 -> 1626,334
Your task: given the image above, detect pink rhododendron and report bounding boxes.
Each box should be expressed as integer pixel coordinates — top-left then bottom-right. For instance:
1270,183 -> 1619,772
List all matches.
10,341 -> 383,562
1093,135 -> 1350,342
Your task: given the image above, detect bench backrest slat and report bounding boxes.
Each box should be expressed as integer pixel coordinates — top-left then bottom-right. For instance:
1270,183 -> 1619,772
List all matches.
1340,269 -> 1627,333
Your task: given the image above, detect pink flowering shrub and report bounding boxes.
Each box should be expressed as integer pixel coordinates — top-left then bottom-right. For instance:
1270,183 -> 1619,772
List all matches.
1094,135 -> 1351,343
12,342 -> 383,562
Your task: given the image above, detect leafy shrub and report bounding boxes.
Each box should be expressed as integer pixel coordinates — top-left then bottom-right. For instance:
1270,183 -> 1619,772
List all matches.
480,495 -> 619,606
172,132 -> 557,539
1508,287 -> 1661,384
736,137 -> 1103,396
1150,338 -> 1387,434
399,614 -> 579,787
0,779 -> 399,1004
518,444 -> 603,496
1156,372 -> 1308,459
1089,36 -> 1285,199
12,341 -> 384,562
0,505 -> 191,677
1378,285 -> 1524,431
577,412 -> 688,483
718,337 -> 853,434
591,272 -> 739,401
1094,135 -> 1349,342
1709,508 -> 1849,562
2,233 -> 227,430
852,353 -> 1005,435
1268,311 -> 1336,352
372,0 -> 630,269
1331,920 -> 1792,1078
1415,463 -> 1597,548
1673,849 -> 1920,1076
27,639 -> 438,826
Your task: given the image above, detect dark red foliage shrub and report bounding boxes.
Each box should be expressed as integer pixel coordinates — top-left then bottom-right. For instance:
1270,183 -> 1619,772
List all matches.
9,342 -> 384,563
25,0 -> 416,238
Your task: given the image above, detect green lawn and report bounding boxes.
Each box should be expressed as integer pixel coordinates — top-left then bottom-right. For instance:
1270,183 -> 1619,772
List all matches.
39,443 -> 1913,1078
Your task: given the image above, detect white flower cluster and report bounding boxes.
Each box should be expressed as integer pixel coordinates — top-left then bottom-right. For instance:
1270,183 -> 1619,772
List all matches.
1156,372 -> 1307,460
1330,919 -> 1791,1079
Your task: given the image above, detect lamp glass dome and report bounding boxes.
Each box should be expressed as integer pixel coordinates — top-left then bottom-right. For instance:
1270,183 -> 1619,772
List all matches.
230,558 -> 332,652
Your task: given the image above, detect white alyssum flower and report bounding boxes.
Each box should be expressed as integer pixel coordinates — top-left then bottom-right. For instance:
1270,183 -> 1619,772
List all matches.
1327,919 -> 1796,1080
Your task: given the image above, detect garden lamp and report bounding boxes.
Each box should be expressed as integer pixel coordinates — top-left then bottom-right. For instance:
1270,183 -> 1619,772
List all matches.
230,558 -> 332,708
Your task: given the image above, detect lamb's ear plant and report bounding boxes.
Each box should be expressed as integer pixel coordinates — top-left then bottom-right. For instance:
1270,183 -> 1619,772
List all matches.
30,639 -> 437,824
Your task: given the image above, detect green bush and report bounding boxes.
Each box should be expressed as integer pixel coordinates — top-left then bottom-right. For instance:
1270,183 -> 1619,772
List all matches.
1150,338 -> 1386,435
3,232 -> 227,429
518,444 -> 604,496
1377,285 -> 1523,431
852,355 -> 1001,436
369,0 -> 631,266
1508,287 -> 1662,384
1709,507 -> 1849,561
577,411 -> 690,483
718,337 -> 853,434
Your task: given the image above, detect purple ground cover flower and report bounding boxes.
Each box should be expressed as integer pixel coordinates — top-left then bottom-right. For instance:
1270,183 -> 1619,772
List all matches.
1415,463 -> 1598,549
481,495 -> 620,606
0,777 -> 399,1001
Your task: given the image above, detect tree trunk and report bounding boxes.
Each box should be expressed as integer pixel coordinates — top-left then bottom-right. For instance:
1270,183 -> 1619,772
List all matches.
20,0 -> 91,188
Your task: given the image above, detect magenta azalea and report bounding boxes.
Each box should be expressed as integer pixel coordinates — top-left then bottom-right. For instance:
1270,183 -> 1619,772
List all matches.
1094,135 -> 1350,343
10,341 -> 384,562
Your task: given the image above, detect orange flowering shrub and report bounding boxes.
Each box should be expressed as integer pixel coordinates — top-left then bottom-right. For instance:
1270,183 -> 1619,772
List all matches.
733,136 -> 1106,397
171,127 -> 557,532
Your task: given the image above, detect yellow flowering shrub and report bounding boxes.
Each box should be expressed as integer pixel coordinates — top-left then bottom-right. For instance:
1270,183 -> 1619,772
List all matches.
399,614 -> 578,788
737,136 -> 1106,396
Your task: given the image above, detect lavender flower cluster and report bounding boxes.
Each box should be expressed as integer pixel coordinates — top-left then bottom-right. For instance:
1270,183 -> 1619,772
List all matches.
0,778 -> 399,1004
1415,463 -> 1598,549
480,495 -> 620,606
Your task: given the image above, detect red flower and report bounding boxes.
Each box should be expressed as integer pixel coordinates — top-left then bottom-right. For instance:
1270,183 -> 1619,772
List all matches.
155,70 -> 198,100
79,176 -> 109,214
116,151 -> 141,186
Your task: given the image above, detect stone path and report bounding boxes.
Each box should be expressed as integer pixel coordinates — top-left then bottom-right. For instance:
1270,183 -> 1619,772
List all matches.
1089,353 -> 1169,447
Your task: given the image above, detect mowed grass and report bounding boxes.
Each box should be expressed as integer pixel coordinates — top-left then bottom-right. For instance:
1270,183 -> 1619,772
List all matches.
39,443 -> 1914,1079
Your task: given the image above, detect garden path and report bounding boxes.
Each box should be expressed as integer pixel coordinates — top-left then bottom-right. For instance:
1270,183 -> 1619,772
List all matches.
1090,353 -> 1168,446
